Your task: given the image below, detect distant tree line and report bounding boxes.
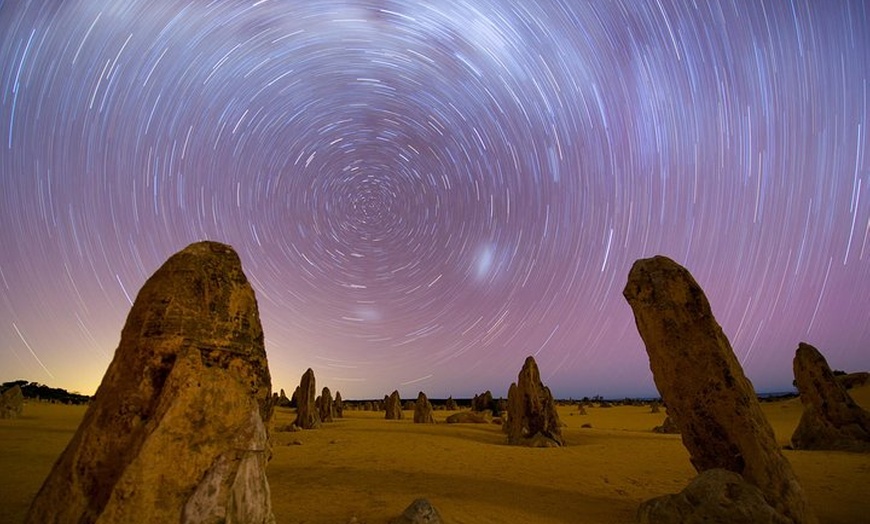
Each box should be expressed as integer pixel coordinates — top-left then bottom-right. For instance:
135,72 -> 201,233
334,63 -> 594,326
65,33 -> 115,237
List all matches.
1,380 -> 90,405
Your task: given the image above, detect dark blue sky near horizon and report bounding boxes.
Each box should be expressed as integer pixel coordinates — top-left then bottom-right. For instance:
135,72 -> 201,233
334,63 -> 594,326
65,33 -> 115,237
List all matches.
1,1 -> 868,400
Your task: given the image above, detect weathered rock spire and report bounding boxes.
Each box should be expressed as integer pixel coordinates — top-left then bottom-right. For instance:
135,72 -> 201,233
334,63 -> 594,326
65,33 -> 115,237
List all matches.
623,255 -> 816,524
26,241 -> 275,524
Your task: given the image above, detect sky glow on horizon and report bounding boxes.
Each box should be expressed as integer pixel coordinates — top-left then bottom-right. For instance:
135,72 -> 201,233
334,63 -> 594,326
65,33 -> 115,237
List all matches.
1,1 -> 869,400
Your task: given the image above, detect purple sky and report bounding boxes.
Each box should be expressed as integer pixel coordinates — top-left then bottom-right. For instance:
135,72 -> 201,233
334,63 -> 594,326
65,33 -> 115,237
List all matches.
1,1 -> 868,400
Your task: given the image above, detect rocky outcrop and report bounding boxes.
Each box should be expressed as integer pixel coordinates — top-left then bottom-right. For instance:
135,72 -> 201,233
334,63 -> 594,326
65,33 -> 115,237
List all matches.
26,241 -> 275,524
504,356 -> 563,447
294,368 -> 320,429
413,392 -> 435,424
791,342 -> 870,452
318,386 -> 335,423
334,391 -> 344,418
391,498 -> 442,524
445,396 -> 457,411
276,388 -> 291,408
385,390 -> 403,420
638,469 -> 790,524
0,384 -> 24,419
445,411 -> 492,424
653,416 -> 680,434
623,255 -> 816,524
838,371 -> 870,390
291,386 -> 299,408
472,390 -> 496,412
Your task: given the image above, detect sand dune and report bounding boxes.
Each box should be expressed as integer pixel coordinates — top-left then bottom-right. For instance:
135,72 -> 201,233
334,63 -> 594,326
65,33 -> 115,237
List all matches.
2,387 -> 869,523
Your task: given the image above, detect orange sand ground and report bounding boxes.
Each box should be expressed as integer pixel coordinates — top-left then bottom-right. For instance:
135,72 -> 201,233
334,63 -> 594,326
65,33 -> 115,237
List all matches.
1,386 -> 869,523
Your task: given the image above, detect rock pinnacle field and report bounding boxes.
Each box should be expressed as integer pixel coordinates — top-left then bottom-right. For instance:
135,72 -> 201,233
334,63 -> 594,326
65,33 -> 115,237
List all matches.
1,1 -> 869,522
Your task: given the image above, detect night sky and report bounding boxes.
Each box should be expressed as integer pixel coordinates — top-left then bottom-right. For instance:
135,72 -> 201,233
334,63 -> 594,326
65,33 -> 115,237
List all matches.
1,1 -> 868,400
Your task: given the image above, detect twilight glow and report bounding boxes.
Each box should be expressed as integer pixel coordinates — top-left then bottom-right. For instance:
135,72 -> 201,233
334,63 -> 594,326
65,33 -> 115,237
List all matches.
1,1 -> 868,399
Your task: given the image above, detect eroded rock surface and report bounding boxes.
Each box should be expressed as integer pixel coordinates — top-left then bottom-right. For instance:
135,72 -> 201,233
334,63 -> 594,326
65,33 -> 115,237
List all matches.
385,390 -> 403,420
637,469 -> 790,524
472,390 -> 495,412
504,356 -> 563,447
0,384 -> 24,419
276,388 -> 291,408
294,368 -> 320,429
653,416 -> 680,435
26,241 -> 275,524
791,342 -> 870,452
334,390 -> 344,418
838,372 -> 870,390
623,255 -> 815,524
391,498 -> 443,524
318,386 -> 335,423
413,392 -> 435,424
445,411 -> 492,424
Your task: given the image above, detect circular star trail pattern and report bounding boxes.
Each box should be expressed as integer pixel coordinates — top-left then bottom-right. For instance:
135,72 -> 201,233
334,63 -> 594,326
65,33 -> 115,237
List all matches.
1,1 -> 869,399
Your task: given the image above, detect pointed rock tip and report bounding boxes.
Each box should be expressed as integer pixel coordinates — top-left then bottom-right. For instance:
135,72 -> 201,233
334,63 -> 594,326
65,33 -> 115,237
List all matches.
626,254 -> 680,273
794,343 -> 826,368
622,255 -> 707,309
166,241 -> 246,277
174,241 -> 244,265
180,240 -> 236,253
796,342 -> 818,354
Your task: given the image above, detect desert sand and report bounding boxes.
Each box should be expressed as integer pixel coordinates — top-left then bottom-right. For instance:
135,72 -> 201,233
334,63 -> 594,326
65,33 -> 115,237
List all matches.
2,386 -> 869,523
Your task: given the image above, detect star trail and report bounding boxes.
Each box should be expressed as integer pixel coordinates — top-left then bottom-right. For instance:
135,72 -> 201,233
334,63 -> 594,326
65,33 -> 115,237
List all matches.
1,1 -> 868,399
